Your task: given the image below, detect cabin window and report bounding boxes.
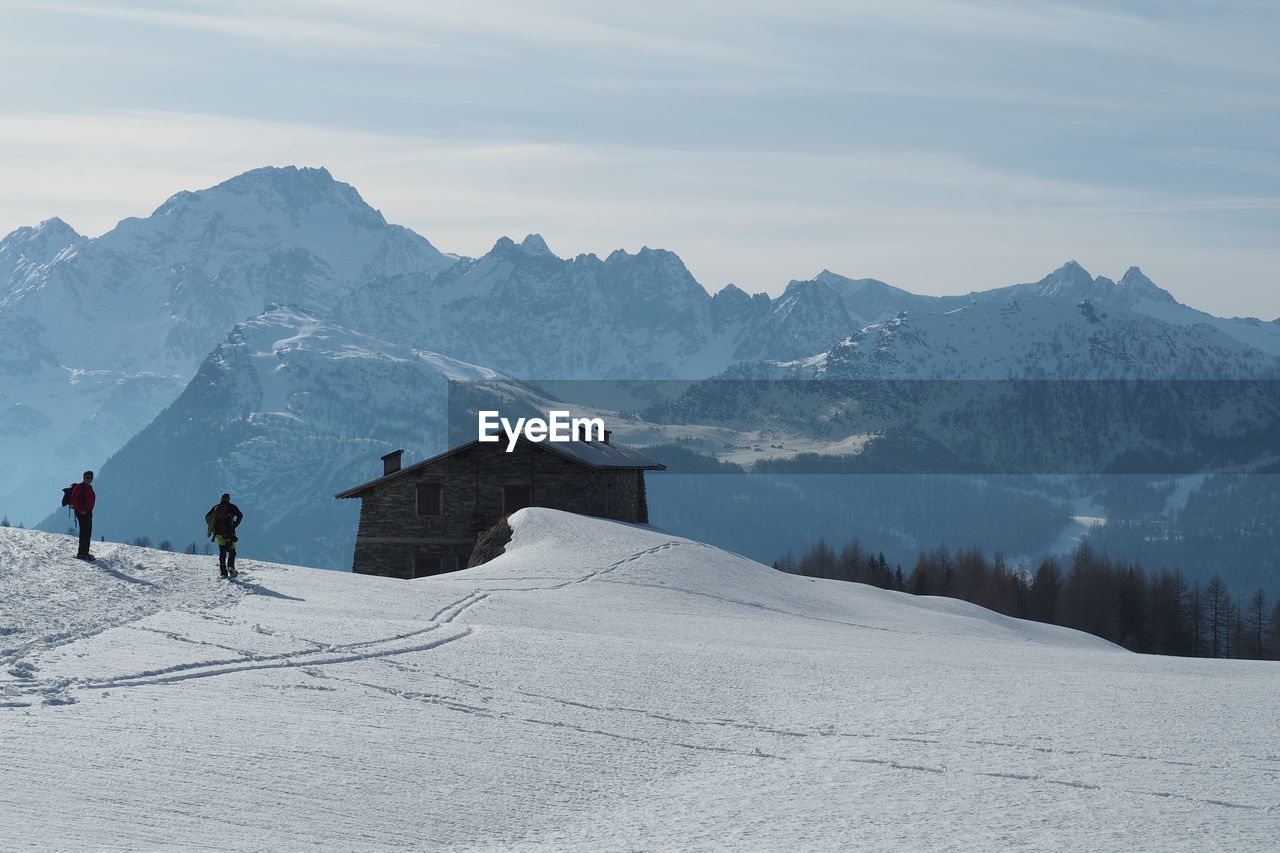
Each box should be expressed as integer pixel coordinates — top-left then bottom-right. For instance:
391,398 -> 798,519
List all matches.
416,483 -> 443,516
503,484 -> 532,515
412,554 -> 442,578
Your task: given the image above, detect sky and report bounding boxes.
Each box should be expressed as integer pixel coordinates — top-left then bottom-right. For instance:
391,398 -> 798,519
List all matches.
2,0 -> 1278,317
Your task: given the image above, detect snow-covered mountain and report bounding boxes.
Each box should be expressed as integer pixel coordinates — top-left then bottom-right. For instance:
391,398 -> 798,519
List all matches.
75,307 -> 502,568
734,262 -> 1280,381
633,260 -> 1280,484
1,167 -> 453,525
331,242 -> 975,378
5,510 -> 1275,851
728,271 -> 965,363
332,235 -> 727,379
977,261 -> 1280,357
1,166 -> 452,375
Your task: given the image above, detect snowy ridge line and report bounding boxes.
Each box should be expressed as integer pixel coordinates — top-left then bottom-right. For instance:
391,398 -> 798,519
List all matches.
487,540 -> 711,592
555,540 -> 687,588
598,577 -> 910,635
5,590 -> 488,703
448,540 -> 699,595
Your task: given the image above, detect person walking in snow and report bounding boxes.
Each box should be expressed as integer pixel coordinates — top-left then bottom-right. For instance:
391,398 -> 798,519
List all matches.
69,470 -> 96,560
205,493 -> 244,578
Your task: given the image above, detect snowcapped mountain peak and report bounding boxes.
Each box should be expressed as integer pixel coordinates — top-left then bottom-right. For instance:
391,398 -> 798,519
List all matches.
987,262 -> 1186,318
34,216 -> 80,242
1033,260 -> 1096,298
777,277 -> 833,304
2,216 -> 78,242
600,246 -> 703,292
1,217 -> 86,299
519,233 -> 555,257
604,245 -> 678,264
150,165 -> 385,231
490,235 -> 518,254
212,164 -> 344,203
1,216 -> 83,262
151,189 -> 200,218
489,234 -> 561,261
1120,266 -> 1147,283
1117,265 -> 1177,305
814,269 -> 873,292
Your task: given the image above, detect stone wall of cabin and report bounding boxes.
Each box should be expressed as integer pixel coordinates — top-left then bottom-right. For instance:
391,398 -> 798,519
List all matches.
350,441 -> 651,579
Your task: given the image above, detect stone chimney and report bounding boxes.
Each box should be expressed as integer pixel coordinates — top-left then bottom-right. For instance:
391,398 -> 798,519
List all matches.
602,429 -> 612,445
381,449 -> 405,476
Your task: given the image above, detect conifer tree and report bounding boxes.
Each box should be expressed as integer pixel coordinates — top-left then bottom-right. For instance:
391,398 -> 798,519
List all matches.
1246,589 -> 1267,659
1270,601 -> 1280,661
908,552 -> 931,595
1205,576 -> 1230,658
1027,558 -> 1061,624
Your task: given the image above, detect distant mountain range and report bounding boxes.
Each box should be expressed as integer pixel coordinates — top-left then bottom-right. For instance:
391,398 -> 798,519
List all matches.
4,166 -> 1277,590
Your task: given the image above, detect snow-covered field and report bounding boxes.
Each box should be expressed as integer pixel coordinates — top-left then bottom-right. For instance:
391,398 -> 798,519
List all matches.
2,510 -> 1276,851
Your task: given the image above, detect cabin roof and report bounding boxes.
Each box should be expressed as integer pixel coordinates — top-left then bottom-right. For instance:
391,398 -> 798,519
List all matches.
335,438 -> 665,499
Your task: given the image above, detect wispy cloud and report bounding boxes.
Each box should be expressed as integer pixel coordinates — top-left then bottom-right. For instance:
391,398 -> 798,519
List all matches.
2,109 -> 1277,317
1,2 -> 1277,316
26,1 -> 417,49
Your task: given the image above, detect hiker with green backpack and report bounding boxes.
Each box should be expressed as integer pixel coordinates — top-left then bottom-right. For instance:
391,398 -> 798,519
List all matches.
204,493 -> 244,578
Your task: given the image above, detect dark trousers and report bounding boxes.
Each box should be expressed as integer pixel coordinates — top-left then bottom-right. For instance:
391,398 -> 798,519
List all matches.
218,541 -> 236,571
75,511 -> 93,556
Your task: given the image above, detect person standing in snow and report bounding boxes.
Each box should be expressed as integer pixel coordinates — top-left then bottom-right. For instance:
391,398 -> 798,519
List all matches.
69,470 -> 96,560
205,493 -> 244,578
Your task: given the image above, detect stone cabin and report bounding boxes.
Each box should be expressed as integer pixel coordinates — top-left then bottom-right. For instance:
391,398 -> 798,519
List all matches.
335,433 -> 665,579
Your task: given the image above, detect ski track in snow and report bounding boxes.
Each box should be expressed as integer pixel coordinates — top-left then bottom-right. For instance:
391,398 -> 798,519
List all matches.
2,516 -> 1278,851
4,583 -> 486,703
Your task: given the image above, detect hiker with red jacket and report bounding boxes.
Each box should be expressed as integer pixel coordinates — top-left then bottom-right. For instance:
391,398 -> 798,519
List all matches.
69,470 -> 96,560
204,493 -> 243,578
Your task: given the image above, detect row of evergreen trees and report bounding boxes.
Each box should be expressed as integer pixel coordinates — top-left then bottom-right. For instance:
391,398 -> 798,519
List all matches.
775,538 -> 1280,659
